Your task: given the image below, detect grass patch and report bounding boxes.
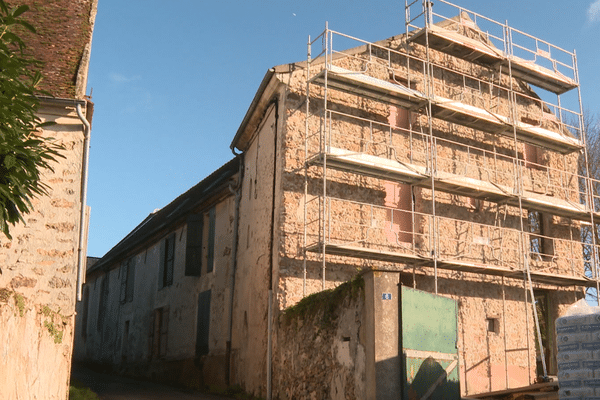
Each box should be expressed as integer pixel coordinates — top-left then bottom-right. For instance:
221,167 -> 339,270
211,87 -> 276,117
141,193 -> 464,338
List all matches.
68,378 -> 99,400
14,293 -> 25,317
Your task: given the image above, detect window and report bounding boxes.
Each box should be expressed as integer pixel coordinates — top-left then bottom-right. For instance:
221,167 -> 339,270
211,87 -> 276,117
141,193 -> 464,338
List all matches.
81,286 -> 89,338
97,275 -> 108,331
528,211 -> 554,261
467,197 -> 483,212
206,207 -> 216,273
388,105 -> 411,132
149,307 -> 169,358
119,257 -> 135,304
486,317 -> 499,333
122,320 -> 130,362
523,143 -> 545,171
196,290 -> 211,357
159,233 -> 175,289
384,182 -> 413,244
185,214 -> 203,276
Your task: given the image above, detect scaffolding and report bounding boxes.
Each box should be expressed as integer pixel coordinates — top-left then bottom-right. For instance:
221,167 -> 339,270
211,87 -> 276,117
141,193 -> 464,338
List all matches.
303,0 -> 599,391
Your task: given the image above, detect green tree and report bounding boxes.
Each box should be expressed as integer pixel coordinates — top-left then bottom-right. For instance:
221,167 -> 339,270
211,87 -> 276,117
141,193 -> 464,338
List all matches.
0,0 -> 63,239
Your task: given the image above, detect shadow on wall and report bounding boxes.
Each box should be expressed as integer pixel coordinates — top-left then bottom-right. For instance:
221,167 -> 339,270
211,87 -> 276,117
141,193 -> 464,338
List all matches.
398,355 -> 460,400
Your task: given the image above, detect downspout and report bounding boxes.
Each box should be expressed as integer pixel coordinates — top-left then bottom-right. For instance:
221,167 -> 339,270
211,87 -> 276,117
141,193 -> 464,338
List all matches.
226,154 -> 244,385
76,102 -> 92,301
267,96 -> 279,400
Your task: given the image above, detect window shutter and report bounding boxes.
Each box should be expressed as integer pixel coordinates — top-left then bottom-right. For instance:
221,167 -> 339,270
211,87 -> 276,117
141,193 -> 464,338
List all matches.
152,309 -> 161,358
160,307 -> 169,357
206,208 -> 216,273
165,233 -> 175,286
185,215 -> 203,276
158,239 -> 166,289
82,286 -> 89,339
126,258 -> 135,303
196,290 -> 211,356
148,310 -> 156,359
97,276 -> 108,331
119,261 -> 127,304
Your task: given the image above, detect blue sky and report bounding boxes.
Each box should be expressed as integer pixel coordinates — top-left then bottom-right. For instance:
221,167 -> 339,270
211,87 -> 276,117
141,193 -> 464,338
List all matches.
86,0 -> 600,257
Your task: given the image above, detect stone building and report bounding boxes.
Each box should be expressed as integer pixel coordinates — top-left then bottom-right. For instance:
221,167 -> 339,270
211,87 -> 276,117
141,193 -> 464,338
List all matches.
0,1 -> 97,399
75,1 -> 595,399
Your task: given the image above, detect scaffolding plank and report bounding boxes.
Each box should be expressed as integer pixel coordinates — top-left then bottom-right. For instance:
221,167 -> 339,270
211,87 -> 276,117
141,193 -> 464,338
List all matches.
315,66 -> 582,153
431,99 -> 583,153
312,65 -> 427,110
308,148 -> 427,184
410,25 -> 577,94
410,25 -> 502,65
312,148 -> 597,222
505,56 -> 578,95
306,243 -> 594,287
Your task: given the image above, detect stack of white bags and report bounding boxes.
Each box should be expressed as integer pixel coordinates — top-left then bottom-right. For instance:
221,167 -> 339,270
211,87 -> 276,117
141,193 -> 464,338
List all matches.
556,299 -> 600,399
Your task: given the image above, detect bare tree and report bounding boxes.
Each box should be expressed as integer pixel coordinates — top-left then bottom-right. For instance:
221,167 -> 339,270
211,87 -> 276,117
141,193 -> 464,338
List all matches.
579,112 -> 600,302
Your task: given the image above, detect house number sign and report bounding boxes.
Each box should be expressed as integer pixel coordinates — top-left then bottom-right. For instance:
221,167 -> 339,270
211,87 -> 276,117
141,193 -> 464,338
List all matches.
382,293 -> 392,300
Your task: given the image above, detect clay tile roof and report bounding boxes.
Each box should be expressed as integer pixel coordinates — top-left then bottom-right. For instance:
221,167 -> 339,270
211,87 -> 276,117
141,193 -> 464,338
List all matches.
10,0 -> 97,99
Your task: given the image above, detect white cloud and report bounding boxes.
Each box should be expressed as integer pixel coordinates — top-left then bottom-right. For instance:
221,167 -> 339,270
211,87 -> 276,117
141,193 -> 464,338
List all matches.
588,0 -> 600,23
109,73 -> 141,84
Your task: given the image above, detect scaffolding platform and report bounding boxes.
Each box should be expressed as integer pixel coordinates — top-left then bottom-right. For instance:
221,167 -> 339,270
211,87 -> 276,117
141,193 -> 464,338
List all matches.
313,66 -> 583,153
310,148 -> 596,223
409,25 -> 578,94
305,242 -> 594,287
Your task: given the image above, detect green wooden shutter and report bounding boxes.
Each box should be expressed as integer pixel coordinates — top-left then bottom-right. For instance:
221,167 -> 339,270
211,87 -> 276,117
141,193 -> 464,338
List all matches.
97,275 -> 108,331
165,233 -> 175,286
196,290 -> 211,356
160,307 -> 169,357
119,261 -> 127,304
185,215 -> 203,276
206,208 -> 215,273
126,257 -> 135,303
158,239 -> 166,289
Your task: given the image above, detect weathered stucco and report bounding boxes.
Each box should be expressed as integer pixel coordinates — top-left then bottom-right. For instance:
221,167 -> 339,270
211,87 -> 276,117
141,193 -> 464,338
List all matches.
74,190 -> 238,388
75,11 -> 587,400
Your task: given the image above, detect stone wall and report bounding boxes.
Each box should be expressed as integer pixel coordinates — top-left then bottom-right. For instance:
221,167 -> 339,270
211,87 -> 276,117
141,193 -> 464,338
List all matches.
272,27 -> 583,396
0,100 -> 87,399
272,277 -> 366,400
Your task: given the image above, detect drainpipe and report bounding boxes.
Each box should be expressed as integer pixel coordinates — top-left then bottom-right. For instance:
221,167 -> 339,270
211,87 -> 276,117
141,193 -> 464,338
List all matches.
76,102 -> 92,301
226,155 -> 243,385
267,96 -> 279,400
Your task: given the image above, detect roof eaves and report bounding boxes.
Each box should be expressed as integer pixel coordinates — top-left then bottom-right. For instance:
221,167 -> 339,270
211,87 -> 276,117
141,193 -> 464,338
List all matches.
88,157 -> 240,274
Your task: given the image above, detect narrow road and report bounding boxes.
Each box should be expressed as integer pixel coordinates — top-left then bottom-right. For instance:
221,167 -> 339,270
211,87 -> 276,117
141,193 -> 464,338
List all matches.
71,364 -> 234,400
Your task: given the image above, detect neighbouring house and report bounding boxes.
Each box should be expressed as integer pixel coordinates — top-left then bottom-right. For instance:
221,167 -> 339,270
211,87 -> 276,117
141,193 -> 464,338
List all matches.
74,2 -> 596,399
0,1 -> 97,399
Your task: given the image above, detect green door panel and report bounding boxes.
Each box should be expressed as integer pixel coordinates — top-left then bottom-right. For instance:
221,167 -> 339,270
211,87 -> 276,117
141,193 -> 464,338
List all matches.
400,286 -> 459,400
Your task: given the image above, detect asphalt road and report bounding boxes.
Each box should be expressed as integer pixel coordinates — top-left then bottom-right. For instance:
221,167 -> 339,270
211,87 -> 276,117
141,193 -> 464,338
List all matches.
71,364 -> 234,400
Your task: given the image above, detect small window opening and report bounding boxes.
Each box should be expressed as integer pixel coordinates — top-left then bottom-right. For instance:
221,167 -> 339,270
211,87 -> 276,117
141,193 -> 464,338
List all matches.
486,317 -> 499,333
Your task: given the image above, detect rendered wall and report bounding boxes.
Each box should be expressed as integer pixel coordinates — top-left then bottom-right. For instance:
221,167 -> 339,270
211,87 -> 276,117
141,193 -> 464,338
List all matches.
0,101 -> 88,400
230,101 -> 281,397
74,194 -> 237,388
